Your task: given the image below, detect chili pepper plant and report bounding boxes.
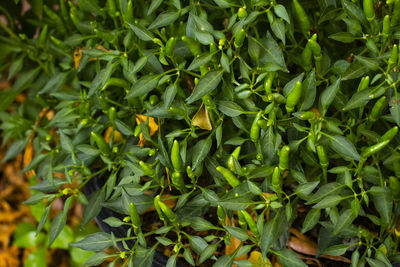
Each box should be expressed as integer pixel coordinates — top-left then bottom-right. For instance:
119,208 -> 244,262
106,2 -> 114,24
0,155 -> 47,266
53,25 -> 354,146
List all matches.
1,0 -> 400,266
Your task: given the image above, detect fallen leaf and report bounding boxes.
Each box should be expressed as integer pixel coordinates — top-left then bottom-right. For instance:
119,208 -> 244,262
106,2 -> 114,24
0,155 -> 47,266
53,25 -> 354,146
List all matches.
135,114 -> 159,146
104,127 -> 123,143
192,104 -> 212,131
248,251 -> 271,266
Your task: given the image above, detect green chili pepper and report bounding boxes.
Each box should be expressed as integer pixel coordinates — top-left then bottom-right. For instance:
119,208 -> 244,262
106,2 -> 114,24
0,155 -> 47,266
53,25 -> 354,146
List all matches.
129,202 -> 141,229
234,29 -> 246,49
44,5 -> 66,33
38,25 -> 48,48
256,119 -> 269,130
369,96 -> 386,122
182,36 -> 201,56
228,146 -> 241,171
216,166 -> 241,187
134,125 -> 141,137
379,126 -> 399,142
79,101 -> 90,117
169,106 -> 186,117
154,195 -> 166,222
286,81 -> 303,113
388,45 -> 398,71
279,146 -> 290,171
237,7 -> 248,19
382,15 -> 390,44
299,111 -> 316,121
156,195 -> 178,224
240,210 -> 259,238
186,165 -> 195,180
362,140 -> 390,158
301,42 -> 313,70
91,131 -> 110,155
309,38 -> 321,61
171,140 -> 184,172
171,171 -> 185,191
391,0 -> 400,26
271,166 -> 281,191
124,0 -> 134,24
250,112 -> 262,143
307,132 -> 316,152
149,95 -> 159,105
108,107 -> 116,124
165,37 -> 177,57
104,78 -> 130,90
293,0 -> 311,36
139,161 -> 155,177
107,0 -> 117,18
59,0 -> 68,21
363,0 -> 375,21
264,72 -> 275,95
217,205 -> 225,222
237,210 -> 247,228
357,76 -> 370,92
316,145 -> 329,167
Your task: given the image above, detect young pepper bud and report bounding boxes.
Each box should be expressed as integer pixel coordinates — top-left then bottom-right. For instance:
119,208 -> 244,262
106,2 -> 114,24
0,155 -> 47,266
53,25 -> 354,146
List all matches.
91,131 -> 110,155
165,37 -> 177,57
382,15 -> 390,44
108,107 -> 116,124
156,195 -> 178,225
217,205 -> 225,222
171,140 -> 184,172
154,195 -> 166,222
181,36 -> 201,56
228,146 -> 241,171
216,166 -> 241,187
271,166 -> 281,191
278,146 -> 290,171
139,161 -> 155,177
171,171 -> 185,192
391,0 -> 400,26
286,81 -> 303,113
129,202 -> 141,229
316,145 -> 329,168
237,7 -> 248,19
264,72 -> 275,95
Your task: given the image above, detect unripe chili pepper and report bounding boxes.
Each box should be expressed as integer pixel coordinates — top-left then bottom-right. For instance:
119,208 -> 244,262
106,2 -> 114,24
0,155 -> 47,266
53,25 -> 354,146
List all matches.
182,36 -> 201,56
369,96 -> 387,122
382,15 -> 390,44
217,205 -> 225,222
59,0 -> 68,21
279,146 -> 290,171
234,29 -> 246,49
307,132 -> 316,152
149,95 -> 159,105
391,0 -> 400,26
134,125 -> 141,137
104,78 -> 130,89
38,25 -> 48,48
165,37 -> 177,57
186,165 -> 195,180
99,95 -> 110,111
237,210 -> 247,228
171,171 -> 185,191
257,119 -> 269,130
139,161 -> 155,177
79,101 -> 90,117
390,44 -> 398,64
250,112 -> 262,143
228,146 -> 241,171
91,131 -> 110,155
309,38 -> 321,61
271,166 -> 281,191
264,72 -> 275,95
286,81 -> 302,113
357,76 -> 370,92
363,0 -> 375,21
379,126 -> 399,142
107,0 -> 117,18
238,7 -> 248,19
299,111 -> 316,120
316,145 -> 329,167
362,140 -> 390,158
156,195 -> 178,224
108,107 -> 116,124
124,0 -> 134,24
129,202 -> 141,229
171,140 -> 184,172
293,0 -> 311,36
154,195 -> 166,222
216,166 -> 241,187
240,210 -> 259,238
169,106 -> 186,117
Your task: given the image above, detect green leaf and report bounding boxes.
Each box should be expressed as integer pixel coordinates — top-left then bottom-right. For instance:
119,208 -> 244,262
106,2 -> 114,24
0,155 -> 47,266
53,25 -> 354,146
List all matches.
277,248 -> 307,267
103,217 -> 124,227
323,244 -> 349,256
25,246 -> 46,267
127,23 -> 154,41
82,188 -> 105,228
354,55 -> 380,70
192,137 -> 212,170
115,119 -> 135,135
163,83 -> 178,109
147,0 -> 163,15
218,101 -> 245,117
186,70 -> 224,104
332,209 -> 357,235
199,244 -> 217,264
299,69 -> 316,111
257,32 -> 287,71
70,232 -> 112,251
84,252 -> 110,266
127,74 -> 161,99
390,96 -> 400,127
371,186 -> 392,225
188,54 -> 213,71
274,4 -> 290,23
271,19 -> 286,45
320,77 -> 341,111
149,11 -> 180,29
342,88 -> 375,111
366,258 -> 387,267
302,209 -> 320,233
219,197 -> 251,210
328,32 -> 357,43
223,226 -> 249,241
306,183 -> 343,204
342,61 -> 369,80
328,135 -> 360,161
294,181 -> 319,199
59,130 -> 74,152
189,236 -> 208,255
312,195 -> 343,209
260,211 -> 281,256
49,196 -> 72,247
188,217 -> 220,231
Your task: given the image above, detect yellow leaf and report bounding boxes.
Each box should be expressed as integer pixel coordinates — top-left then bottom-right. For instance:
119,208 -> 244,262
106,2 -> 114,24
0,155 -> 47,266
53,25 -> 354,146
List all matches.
135,114 -> 159,147
73,48 -> 82,69
192,104 -> 212,131
248,251 -> 271,266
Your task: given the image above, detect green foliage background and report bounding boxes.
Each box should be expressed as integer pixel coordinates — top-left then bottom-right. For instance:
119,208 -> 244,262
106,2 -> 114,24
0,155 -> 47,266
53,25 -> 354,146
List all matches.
1,0 -> 400,266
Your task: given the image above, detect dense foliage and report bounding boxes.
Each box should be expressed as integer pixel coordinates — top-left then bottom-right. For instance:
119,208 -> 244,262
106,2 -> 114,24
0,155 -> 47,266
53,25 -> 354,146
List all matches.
2,0 -> 400,266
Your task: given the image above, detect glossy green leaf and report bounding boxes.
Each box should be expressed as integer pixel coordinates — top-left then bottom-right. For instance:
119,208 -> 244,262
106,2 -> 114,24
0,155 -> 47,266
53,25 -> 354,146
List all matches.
186,70 -> 224,104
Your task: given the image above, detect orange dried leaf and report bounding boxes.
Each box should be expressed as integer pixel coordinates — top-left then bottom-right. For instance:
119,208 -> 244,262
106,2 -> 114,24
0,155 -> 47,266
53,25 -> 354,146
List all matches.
192,104 -> 212,131
135,114 -> 159,135
73,48 -> 83,69
104,127 -> 123,143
